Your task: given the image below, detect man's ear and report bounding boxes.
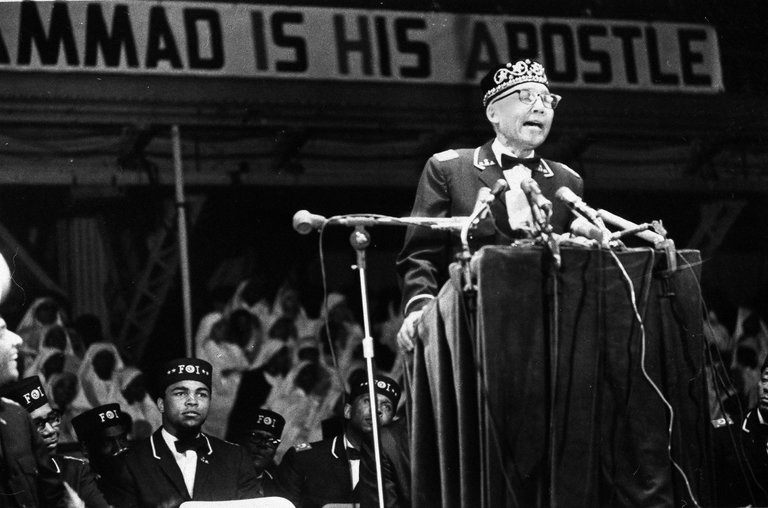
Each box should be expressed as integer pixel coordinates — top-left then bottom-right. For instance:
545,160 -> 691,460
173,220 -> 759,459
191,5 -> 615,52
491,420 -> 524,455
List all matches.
485,103 -> 497,125
157,398 -> 164,413
343,403 -> 351,420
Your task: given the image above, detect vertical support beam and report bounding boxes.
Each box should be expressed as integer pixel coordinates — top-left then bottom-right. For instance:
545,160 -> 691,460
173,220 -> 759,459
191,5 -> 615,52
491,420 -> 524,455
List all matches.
172,125 -> 193,357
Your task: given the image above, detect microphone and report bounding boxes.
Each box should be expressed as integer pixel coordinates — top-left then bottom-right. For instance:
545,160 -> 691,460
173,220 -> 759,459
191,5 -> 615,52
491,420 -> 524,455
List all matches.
292,210 -> 327,234
520,178 -> 553,214
569,216 -> 605,243
471,187 -> 494,217
555,187 -> 602,226
597,208 -> 666,244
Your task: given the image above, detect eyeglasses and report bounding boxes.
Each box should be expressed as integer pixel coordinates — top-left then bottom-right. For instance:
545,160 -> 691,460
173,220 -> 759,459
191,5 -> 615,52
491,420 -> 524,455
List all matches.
510,89 -> 562,109
249,433 -> 281,448
33,410 -> 61,431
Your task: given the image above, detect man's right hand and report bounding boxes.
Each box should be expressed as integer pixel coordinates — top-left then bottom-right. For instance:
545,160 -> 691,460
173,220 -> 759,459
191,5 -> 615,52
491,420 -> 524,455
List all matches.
396,310 -> 424,352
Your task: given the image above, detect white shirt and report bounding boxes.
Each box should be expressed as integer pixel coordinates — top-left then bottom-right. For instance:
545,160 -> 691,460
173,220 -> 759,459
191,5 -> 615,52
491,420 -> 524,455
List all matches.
161,428 -> 198,497
343,435 -> 361,489
492,138 -> 535,230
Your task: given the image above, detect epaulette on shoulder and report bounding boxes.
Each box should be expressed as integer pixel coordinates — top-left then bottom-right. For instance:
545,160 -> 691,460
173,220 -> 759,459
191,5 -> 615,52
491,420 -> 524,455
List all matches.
60,455 -> 87,464
1,397 -> 20,407
294,442 -> 313,452
561,163 -> 582,179
433,149 -> 459,162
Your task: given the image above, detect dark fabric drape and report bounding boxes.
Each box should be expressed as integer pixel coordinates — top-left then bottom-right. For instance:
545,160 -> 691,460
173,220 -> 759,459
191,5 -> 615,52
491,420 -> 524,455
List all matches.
408,246 -> 712,508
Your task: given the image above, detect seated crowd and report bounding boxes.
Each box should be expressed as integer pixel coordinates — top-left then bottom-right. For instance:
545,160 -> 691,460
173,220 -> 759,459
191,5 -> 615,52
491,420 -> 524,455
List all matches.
0,277 -> 409,507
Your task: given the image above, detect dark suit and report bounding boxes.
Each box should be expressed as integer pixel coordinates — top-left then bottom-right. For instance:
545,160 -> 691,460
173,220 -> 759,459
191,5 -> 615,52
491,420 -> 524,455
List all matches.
112,428 -> 261,508
739,408 -> 768,505
52,454 -> 110,508
0,397 -> 65,507
359,419 -> 410,508
396,140 -> 583,315
277,436 -> 358,508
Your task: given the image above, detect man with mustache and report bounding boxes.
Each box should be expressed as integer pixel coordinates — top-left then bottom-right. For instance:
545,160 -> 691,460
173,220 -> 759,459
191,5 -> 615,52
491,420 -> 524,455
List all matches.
112,357 -> 260,507
396,58 -> 584,351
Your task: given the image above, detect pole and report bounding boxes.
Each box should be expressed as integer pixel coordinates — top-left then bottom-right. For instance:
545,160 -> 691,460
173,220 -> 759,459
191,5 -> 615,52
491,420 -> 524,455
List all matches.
172,124 -> 194,358
349,226 -> 386,508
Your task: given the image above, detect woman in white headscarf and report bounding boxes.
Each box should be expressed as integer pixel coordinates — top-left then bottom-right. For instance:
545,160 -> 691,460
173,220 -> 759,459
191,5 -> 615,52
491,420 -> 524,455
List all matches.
118,366 -> 162,439
22,325 -> 80,380
199,316 -> 250,438
70,342 -> 126,413
16,296 -> 68,371
268,282 -> 318,339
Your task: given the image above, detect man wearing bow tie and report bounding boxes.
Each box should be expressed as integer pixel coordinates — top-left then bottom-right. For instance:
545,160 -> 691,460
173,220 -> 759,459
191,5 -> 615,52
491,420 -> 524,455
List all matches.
396,58 -> 584,351
112,357 -> 260,507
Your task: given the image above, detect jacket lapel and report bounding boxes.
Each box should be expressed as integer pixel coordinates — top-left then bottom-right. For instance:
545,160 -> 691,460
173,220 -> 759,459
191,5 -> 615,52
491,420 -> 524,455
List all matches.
331,436 -> 355,497
191,434 -> 215,497
151,430 -> 191,501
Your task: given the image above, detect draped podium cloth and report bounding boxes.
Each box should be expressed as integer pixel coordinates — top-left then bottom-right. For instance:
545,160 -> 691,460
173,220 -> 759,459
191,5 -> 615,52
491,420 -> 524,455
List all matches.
408,246 -> 712,508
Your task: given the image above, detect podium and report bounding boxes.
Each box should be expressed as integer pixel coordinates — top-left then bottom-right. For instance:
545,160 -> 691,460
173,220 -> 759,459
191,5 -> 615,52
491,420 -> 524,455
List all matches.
407,246 -> 712,508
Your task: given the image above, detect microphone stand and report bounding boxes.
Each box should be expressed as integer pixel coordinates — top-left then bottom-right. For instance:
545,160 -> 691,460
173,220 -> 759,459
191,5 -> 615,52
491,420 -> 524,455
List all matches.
528,203 -> 560,508
348,225 -> 387,508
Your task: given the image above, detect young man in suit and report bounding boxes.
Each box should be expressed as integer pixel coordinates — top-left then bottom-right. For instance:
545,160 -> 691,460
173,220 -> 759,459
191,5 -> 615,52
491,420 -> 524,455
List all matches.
3,376 -> 110,507
277,374 -> 401,508
112,357 -> 260,507
396,58 -> 583,351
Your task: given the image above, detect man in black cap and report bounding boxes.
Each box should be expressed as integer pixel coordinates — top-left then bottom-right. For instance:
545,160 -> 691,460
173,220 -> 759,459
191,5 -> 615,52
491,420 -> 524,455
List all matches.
396,58 -> 583,350
72,402 -> 131,502
0,316 -> 67,507
277,373 -> 401,508
112,357 -> 260,507
3,376 -> 110,507
232,408 -> 286,497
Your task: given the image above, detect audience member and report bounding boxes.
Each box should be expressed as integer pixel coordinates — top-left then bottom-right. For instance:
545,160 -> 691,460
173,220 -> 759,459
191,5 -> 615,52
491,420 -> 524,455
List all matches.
72,403 -> 130,504
270,361 -> 341,463
359,417 -> 411,508
48,371 -> 81,444
0,315 -> 67,506
118,366 -> 162,439
277,374 -> 401,508
740,357 -> 768,505
3,376 -> 109,507
17,296 -> 67,369
72,342 -> 127,412
112,357 -> 260,506
226,341 -> 293,442
227,278 -> 273,332
271,282 -> 318,340
234,409 -> 286,497
199,316 -> 250,438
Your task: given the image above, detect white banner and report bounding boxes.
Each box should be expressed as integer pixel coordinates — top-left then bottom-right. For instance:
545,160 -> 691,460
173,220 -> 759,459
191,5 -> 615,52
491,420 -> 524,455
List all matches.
0,1 -> 723,92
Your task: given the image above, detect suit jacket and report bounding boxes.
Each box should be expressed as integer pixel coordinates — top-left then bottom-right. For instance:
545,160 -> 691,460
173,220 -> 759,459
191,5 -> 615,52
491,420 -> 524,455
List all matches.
0,397 -> 66,507
740,409 -> 768,505
276,436 -> 358,508
359,419 -> 410,508
396,140 -> 583,315
52,454 -> 110,508
112,428 -> 261,508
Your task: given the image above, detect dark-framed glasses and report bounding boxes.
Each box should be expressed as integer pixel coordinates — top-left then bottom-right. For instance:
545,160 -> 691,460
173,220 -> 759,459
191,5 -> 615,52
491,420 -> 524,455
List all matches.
511,89 -> 562,109
33,410 -> 61,431
249,433 -> 281,448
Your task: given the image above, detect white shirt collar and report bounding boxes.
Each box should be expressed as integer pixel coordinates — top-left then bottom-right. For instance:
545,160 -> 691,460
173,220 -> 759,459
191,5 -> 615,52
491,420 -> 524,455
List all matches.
492,138 -> 536,166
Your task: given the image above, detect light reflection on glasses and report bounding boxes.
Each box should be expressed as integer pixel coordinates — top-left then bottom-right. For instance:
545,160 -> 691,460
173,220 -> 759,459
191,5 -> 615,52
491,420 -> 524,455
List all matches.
33,410 -> 61,431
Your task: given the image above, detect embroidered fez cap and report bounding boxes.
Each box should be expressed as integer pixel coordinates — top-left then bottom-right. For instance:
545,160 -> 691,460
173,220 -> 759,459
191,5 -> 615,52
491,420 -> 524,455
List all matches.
249,409 -> 286,438
72,403 -> 128,441
349,374 -> 401,408
481,58 -> 549,107
158,357 -> 212,392
1,376 -> 48,413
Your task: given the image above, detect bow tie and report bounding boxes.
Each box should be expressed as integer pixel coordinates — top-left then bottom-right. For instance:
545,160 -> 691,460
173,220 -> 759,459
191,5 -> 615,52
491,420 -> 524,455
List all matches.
175,436 -> 207,454
501,154 -> 541,171
346,448 -> 361,460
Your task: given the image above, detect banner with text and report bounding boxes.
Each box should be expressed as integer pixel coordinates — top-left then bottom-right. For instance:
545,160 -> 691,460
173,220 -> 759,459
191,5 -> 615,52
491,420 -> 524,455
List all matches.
0,1 -> 723,92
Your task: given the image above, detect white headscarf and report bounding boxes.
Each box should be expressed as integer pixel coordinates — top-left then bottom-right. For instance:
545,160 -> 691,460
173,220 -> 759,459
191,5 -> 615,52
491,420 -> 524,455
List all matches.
73,342 -> 126,411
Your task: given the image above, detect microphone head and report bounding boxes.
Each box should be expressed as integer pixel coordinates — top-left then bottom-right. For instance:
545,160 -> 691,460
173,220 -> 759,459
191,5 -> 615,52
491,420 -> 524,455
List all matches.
555,186 -> 579,204
292,209 -> 322,235
570,216 -> 604,242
